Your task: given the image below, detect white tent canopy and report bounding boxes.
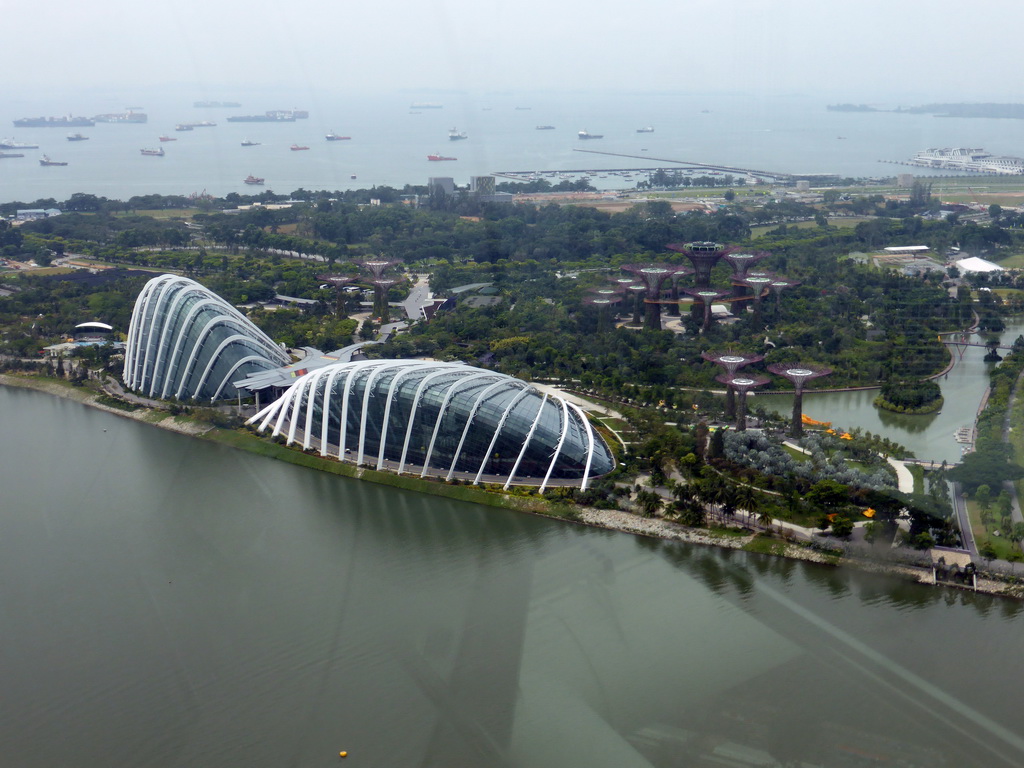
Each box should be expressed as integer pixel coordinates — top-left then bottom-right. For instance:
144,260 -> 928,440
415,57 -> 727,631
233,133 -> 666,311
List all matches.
955,256 -> 1004,273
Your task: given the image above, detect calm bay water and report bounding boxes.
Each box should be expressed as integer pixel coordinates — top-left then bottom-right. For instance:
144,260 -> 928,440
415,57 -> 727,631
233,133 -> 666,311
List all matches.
753,318 -> 1024,463
2,384 -> 1024,767
2,87 -> 1023,201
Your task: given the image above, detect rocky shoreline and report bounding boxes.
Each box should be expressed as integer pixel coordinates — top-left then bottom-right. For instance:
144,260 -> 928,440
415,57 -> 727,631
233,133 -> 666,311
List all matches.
3,372 -> 1022,600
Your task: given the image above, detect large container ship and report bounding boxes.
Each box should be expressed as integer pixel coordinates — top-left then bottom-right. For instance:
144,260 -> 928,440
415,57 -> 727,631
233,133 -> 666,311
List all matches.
227,110 -> 306,123
93,111 -> 147,123
14,115 -> 94,128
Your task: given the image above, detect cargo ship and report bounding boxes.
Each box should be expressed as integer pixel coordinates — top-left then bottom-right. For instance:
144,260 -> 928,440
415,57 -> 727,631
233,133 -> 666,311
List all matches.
14,115 -> 94,128
94,111 -> 147,123
427,153 -> 456,161
0,138 -> 40,149
241,138 -> 260,146
39,155 -> 68,166
174,124 -> 194,132
0,152 -> 25,159
578,130 -> 603,140
228,110 -> 305,122
244,175 -> 265,185
536,125 -> 555,130
636,126 -> 654,133
175,121 -> 216,129
140,147 -> 165,156
67,133 -> 89,141
158,135 -> 176,142
290,144 -> 309,151
448,128 -> 468,141
325,131 -> 351,141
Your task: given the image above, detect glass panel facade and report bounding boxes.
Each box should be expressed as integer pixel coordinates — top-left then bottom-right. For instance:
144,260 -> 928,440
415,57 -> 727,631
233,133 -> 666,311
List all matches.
248,360 -> 615,486
124,275 -> 289,401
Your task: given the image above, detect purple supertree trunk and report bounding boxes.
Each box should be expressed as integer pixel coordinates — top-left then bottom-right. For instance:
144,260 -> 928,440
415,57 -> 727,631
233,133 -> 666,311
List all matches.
716,373 -> 769,431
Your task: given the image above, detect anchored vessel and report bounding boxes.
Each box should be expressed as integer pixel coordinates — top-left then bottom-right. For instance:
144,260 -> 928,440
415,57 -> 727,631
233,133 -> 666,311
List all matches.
93,111 -> 147,124
66,133 -> 89,141
14,115 -> 94,128
140,147 -> 165,156
0,139 -> 40,149
427,153 -> 456,161
448,128 -> 468,141
290,144 -> 309,151
39,155 -> 68,166
578,130 -> 603,140
244,175 -> 265,185
325,132 -> 351,141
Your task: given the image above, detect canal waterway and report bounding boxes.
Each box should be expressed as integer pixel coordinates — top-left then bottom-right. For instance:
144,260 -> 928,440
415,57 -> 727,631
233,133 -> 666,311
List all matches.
3,384 -> 1024,767
752,318 -> 1024,464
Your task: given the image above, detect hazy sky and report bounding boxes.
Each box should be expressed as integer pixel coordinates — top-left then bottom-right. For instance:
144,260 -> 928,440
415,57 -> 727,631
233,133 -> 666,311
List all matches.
4,0 -> 1023,99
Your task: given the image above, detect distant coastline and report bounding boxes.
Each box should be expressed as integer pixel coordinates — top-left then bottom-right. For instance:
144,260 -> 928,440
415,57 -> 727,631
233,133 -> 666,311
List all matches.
828,102 -> 1024,119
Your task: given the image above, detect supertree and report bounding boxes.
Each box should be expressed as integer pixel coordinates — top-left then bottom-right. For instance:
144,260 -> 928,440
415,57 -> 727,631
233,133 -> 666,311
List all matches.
316,274 -> 356,317
733,274 -> 774,322
681,287 -> 731,332
720,250 -> 770,279
767,364 -> 832,437
702,351 -> 765,419
768,278 -> 800,314
715,373 -> 770,431
358,259 -> 402,322
584,293 -> 622,333
666,241 -> 735,289
665,265 -> 695,317
625,283 -> 647,326
622,264 -> 682,330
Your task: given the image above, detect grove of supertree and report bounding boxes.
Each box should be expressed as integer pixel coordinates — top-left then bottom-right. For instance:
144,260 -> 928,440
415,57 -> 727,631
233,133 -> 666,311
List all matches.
702,351 -> 765,418
316,274 -> 356,317
715,373 -> 770,431
622,264 -> 682,331
357,259 -> 402,323
767,364 -> 833,437
734,274 -> 774,321
584,293 -> 622,332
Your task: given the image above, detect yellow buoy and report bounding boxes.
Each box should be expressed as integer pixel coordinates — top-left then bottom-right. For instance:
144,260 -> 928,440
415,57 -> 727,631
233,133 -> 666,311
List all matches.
339,751 -> 348,759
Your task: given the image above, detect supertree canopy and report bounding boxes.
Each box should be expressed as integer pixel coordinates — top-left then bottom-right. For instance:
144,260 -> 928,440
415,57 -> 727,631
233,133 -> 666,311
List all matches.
715,373 -> 770,431
702,351 -> 765,419
720,251 -> 770,279
681,287 -> 731,332
666,242 -> 735,289
767,364 -> 833,437
357,259 -> 403,322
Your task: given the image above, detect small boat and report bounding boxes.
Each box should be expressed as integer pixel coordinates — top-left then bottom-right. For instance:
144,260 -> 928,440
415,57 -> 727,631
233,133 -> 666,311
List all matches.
448,128 -> 468,141
39,155 -> 68,166
290,144 -> 309,151
350,174 -> 357,179
140,147 -> 165,156
67,133 -> 89,141
578,130 -> 603,140
636,126 -> 654,133
427,153 -> 456,161
535,125 -> 555,130
325,131 -> 351,141
241,138 -> 260,146
244,175 -> 265,185
159,135 -> 176,142
174,124 -> 193,132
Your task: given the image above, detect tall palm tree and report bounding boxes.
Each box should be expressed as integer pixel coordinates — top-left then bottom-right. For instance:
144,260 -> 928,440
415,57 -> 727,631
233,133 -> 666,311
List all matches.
757,507 -> 774,533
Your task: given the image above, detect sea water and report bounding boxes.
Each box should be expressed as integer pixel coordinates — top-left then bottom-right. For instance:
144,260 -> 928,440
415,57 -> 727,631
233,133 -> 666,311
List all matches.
2,86 -> 1021,202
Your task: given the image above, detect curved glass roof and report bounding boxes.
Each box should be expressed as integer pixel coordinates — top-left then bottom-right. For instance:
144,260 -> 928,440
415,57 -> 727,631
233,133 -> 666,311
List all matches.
248,360 -> 615,489
123,274 -> 290,401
